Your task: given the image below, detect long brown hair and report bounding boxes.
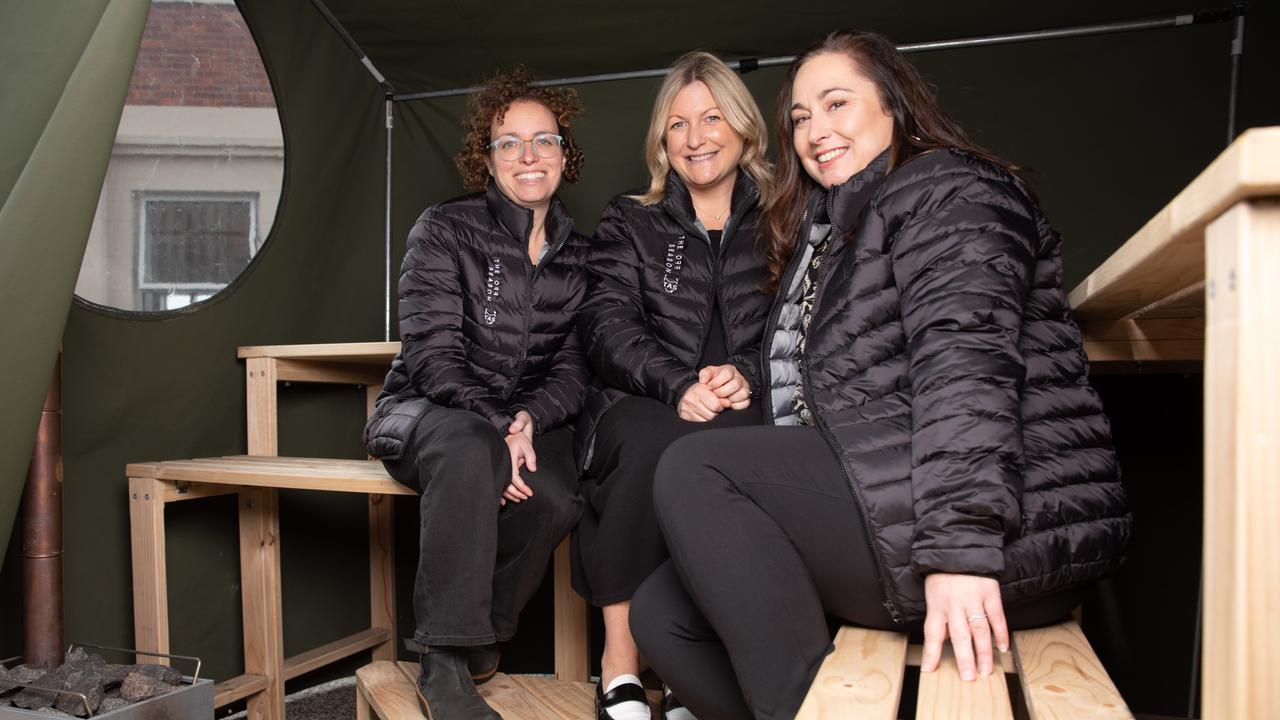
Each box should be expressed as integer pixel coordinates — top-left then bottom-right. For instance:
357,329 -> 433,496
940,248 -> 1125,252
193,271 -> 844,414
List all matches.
762,29 -> 1026,291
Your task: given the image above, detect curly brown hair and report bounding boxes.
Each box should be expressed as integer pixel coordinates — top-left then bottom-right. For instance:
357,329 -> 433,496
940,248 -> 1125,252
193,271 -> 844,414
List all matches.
456,66 -> 586,192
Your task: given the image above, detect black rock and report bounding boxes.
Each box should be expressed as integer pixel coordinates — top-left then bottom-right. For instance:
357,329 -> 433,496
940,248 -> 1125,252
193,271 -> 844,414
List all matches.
120,672 -> 179,703
63,648 -> 90,665
10,664 -> 50,684
99,697 -> 130,713
130,663 -> 183,686
12,684 -> 58,710
100,664 -> 130,688
54,677 -> 103,717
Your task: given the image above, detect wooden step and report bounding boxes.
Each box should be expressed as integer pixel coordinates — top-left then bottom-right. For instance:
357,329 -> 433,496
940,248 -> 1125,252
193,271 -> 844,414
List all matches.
356,661 -> 662,720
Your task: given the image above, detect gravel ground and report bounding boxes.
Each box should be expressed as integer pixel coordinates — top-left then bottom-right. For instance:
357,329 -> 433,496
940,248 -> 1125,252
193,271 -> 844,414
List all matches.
223,676 -> 357,720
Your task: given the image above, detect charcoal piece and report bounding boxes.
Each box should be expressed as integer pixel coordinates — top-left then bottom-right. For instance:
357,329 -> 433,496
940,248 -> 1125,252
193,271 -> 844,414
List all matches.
99,697 -> 129,713
54,677 -> 102,718
119,672 -> 176,702
129,663 -> 183,686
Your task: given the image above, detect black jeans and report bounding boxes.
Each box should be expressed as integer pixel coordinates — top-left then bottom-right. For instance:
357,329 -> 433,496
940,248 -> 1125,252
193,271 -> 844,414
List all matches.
382,407 -> 583,647
630,426 -> 1080,720
572,395 -> 760,606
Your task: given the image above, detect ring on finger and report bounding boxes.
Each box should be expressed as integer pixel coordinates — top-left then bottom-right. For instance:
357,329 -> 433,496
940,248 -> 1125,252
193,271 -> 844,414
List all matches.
967,613 -> 987,623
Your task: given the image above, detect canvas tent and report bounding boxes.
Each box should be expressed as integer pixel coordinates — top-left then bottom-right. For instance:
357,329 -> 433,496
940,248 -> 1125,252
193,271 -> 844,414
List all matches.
1,0 -> 1277,714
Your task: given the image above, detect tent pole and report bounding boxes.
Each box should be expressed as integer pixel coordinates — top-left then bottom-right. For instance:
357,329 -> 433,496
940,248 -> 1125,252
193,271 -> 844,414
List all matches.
385,96 -> 393,342
1225,0 -> 1246,143
393,6 -> 1235,102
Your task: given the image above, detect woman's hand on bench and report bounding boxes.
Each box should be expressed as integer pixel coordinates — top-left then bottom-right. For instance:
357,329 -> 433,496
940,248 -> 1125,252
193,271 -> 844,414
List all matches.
919,573 -> 1009,682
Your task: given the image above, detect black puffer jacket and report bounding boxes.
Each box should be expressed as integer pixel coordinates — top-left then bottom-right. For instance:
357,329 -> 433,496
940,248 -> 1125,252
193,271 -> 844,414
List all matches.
363,184 -> 591,460
575,171 -> 771,464
762,149 -> 1130,621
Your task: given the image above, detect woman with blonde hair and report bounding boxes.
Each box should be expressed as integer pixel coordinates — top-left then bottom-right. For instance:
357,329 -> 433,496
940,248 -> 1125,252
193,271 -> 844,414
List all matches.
573,51 -> 773,720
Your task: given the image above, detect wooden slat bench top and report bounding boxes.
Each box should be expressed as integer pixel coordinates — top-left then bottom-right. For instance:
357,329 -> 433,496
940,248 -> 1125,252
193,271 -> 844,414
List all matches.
797,620 -> 1131,720
126,456 -> 415,495
355,661 -> 651,720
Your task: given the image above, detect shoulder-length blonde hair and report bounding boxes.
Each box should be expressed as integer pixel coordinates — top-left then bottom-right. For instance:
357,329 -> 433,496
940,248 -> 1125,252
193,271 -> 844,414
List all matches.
631,51 -> 772,206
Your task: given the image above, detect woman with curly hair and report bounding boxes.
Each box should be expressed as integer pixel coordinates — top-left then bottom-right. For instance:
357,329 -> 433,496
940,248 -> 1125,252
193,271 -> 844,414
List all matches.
363,67 -> 590,720
573,51 -> 773,720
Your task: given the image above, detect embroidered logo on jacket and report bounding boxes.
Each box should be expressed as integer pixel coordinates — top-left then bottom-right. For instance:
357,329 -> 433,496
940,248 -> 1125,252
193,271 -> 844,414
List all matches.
663,237 -> 686,294
483,257 -> 503,325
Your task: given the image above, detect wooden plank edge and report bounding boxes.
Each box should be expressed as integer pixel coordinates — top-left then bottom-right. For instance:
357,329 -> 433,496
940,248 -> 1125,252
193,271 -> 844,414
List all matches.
237,342 -> 401,359
907,643 -> 1016,674
214,673 -> 270,707
284,628 -> 391,681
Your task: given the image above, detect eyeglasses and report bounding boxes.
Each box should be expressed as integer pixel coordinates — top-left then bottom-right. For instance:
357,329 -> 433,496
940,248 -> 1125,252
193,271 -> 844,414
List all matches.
488,133 -> 564,162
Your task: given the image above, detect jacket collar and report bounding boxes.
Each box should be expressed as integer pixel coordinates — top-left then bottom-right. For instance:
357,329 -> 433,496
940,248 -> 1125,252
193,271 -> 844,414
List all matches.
660,169 -> 760,236
826,147 -> 891,236
485,182 -> 575,247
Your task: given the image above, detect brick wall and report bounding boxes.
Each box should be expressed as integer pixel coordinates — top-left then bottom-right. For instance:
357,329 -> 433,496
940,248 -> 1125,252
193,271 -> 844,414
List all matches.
126,2 -> 274,108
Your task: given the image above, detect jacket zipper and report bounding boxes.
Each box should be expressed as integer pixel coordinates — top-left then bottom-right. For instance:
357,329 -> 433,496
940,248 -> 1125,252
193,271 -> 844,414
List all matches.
801,217 -> 905,624
504,215 -> 571,400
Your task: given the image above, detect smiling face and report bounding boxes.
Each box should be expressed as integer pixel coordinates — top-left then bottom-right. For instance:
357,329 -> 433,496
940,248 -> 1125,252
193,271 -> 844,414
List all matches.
486,100 -> 565,210
789,52 -> 895,188
664,81 -> 744,196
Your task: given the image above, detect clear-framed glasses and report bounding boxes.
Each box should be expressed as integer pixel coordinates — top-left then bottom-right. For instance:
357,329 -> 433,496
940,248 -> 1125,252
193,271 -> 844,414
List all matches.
488,133 -> 564,162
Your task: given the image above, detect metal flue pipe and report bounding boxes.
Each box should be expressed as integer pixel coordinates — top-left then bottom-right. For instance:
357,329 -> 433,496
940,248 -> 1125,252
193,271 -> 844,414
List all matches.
22,353 -> 64,669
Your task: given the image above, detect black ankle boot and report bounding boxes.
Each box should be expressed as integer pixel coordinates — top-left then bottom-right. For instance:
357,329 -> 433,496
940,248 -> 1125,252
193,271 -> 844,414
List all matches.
464,643 -> 501,685
417,649 -> 503,720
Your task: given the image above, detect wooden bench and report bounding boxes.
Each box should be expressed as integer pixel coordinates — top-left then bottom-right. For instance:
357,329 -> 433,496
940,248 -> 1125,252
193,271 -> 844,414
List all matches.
127,455 -> 587,719
798,619 -> 1131,719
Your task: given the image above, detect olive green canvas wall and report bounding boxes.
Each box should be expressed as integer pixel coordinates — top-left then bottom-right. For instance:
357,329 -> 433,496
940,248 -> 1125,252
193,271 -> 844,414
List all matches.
1,0 -> 1277,713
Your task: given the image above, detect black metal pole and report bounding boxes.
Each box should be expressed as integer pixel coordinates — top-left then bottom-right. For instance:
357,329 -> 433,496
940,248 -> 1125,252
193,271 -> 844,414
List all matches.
393,8 -> 1232,102
1226,0 -> 1247,143
384,96 -> 393,342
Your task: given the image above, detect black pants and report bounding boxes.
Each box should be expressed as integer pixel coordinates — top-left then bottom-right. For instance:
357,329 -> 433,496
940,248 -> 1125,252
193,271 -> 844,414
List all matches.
630,426 -> 1080,720
382,408 -> 583,647
571,395 -> 760,606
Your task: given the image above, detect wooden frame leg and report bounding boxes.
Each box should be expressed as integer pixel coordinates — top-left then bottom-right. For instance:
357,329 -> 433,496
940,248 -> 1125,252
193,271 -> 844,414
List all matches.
1203,200 -> 1280,720
246,357 -> 279,456
552,537 -> 588,681
129,476 -> 169,664
369,493 -> 396,661
240,488 -> 285,720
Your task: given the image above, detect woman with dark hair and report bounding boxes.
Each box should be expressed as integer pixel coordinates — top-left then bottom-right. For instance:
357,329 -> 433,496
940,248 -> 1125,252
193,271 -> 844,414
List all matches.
629,30 -> 1131,719
573,51 -> 773,720
363,67 -> 589,720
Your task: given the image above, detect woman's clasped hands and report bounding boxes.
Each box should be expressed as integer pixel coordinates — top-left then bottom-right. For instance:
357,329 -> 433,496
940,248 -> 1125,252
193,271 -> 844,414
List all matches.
677,364 -> 751,421
500,410 -> 537,505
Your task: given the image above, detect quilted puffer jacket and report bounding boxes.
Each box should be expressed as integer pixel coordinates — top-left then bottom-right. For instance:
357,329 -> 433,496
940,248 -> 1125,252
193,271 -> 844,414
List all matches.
363,184 -> 591,460
574,171 -> 771,465
761,148 -> 1130,621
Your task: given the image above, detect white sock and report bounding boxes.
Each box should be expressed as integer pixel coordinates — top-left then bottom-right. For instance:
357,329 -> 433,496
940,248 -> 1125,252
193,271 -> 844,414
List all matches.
601,674 -> 649,720
664,685 -> 697,720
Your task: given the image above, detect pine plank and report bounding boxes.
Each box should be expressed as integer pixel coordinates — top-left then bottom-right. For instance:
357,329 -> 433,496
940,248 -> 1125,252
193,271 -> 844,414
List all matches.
1011,620 -> 1130,719
1201,200 -> 1280,720
283,628 -> 390,681
1069,126 -> 1280,319
356,662 -> 421,720
796,626 -> 908,720
238,341 -> 401,362
128,476 -> 170,663
553,538 -> 589,681
214,673 -> 270,707
915,644 -> 1013,720
125,457 -> 414,495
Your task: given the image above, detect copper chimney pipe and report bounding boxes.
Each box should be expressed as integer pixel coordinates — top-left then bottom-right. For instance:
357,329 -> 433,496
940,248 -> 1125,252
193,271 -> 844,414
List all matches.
22,353 -> 64,668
